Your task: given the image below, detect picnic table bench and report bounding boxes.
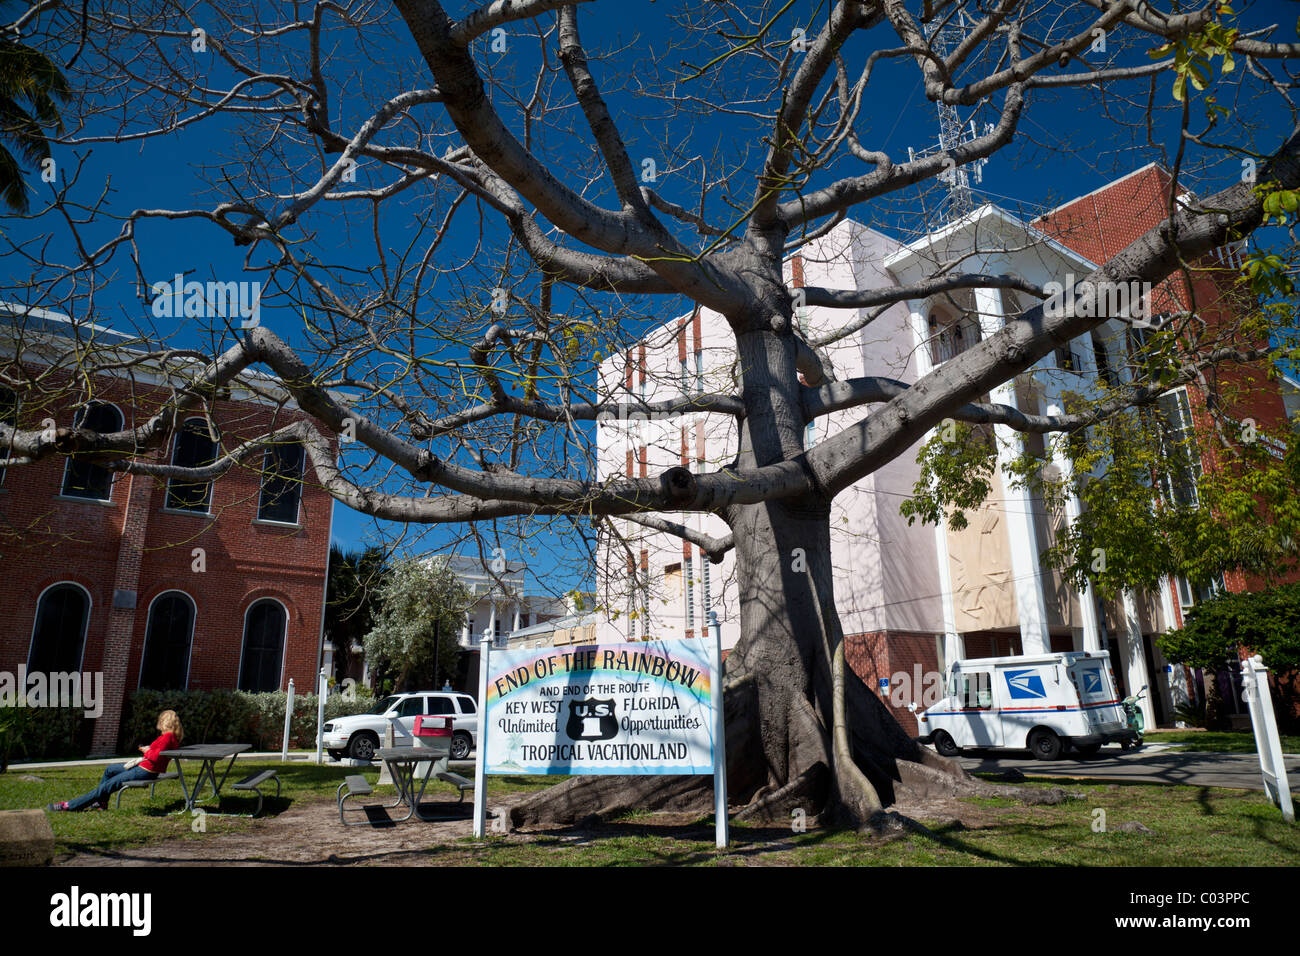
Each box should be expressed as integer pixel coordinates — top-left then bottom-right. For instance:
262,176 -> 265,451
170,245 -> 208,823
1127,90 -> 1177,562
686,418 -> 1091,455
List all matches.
114,772 -> 179,808
435,771 -> 473,804
230,769 -> 281,817
337,774 -> 393,826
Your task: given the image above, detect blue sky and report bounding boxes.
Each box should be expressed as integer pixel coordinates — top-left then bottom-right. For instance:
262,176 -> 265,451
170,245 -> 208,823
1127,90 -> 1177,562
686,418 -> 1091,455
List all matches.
6,0 -> 1296,594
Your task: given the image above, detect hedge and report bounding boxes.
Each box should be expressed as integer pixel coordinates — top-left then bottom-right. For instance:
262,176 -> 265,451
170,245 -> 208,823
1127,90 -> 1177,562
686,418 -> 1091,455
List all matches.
120,687 -> 377,753
0,707 -> 87,770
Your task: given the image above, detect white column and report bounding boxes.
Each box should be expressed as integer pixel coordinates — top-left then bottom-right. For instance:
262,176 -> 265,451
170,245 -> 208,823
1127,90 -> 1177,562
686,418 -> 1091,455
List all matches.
1046,404 -> 1101,652
905,299 -> 964,666
1119,590 -> 1157,729
1156,575 -> 1190,725
510,601 -> 521,635
486,602 -> 497,644
974,285 -> 1051,655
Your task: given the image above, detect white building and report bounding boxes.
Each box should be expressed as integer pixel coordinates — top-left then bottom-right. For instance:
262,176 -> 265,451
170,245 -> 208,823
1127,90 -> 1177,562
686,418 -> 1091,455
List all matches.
591,171 -> 1256,734
442,555 -> 569,649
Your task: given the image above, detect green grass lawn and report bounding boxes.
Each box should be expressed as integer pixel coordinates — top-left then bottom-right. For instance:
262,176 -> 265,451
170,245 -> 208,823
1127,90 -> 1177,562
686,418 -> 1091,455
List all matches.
3,762 -> 1296,865
0,759 -> 553,857
429,778 -> 1300,866
1144,729 -> 1300,753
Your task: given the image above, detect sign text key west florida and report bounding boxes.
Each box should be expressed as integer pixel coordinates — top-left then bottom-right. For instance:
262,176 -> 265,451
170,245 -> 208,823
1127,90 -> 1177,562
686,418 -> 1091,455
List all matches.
484,641 -> 717,775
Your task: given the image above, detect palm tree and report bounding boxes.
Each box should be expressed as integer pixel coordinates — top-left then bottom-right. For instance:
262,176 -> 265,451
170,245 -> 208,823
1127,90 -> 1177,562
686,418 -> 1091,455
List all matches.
0,28 -> 69,213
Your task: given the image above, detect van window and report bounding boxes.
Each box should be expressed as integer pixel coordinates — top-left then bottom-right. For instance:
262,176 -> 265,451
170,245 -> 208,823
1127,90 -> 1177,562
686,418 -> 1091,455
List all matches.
961,673 -> 993,710
396,697 -> 426,717
424,696 -> 455,715
458,697 -> 477,714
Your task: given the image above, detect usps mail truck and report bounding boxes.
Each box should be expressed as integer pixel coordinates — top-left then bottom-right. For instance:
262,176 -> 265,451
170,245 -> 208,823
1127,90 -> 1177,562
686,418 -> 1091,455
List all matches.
915,651 -> 1138,760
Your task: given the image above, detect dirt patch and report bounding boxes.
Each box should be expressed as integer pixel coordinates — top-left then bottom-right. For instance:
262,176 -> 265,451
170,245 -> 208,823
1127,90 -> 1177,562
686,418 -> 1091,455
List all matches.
57,792 -> 532,867
56,792 -> 1023,866
888,795 -> 1006,830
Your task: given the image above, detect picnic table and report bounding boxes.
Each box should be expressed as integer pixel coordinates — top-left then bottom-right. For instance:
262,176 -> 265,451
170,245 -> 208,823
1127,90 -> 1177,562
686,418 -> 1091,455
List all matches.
161,743 -> 253,812
375,746 -> 468,822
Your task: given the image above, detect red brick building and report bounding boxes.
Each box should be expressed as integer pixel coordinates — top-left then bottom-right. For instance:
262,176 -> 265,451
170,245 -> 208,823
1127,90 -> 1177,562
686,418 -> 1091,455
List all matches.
0,307 -> 336,754
1035,164 -> 1292,618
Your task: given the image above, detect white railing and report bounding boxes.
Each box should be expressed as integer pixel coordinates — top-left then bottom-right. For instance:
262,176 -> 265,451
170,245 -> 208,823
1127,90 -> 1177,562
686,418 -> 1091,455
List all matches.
1210,240 -> 1247,270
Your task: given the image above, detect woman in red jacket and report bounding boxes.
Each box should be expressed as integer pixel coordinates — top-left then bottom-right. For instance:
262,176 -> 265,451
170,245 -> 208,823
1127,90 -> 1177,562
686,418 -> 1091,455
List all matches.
48,710 -> 184,812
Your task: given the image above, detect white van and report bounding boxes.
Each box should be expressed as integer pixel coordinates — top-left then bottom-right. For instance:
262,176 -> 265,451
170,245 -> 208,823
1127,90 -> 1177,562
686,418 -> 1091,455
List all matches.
321,691 -> 478,762
915,651 -> 1138,760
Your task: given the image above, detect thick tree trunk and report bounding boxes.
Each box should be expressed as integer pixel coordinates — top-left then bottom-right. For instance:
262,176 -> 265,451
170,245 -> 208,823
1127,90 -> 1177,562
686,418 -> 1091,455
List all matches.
511,322 -> 985,832
510,495 -> 985,832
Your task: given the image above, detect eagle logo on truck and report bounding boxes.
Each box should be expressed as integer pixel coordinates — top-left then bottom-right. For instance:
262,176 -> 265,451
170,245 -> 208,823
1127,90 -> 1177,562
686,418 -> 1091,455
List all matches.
1081,669 -> 1103,694
1004,669 -> 1046,700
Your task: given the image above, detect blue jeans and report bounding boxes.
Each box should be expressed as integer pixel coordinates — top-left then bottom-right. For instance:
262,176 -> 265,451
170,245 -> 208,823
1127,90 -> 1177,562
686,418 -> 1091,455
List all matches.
66,763 -> 157,811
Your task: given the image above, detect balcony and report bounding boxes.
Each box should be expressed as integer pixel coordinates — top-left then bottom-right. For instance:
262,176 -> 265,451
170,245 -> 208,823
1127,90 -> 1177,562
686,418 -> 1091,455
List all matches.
928,313 -> 982,366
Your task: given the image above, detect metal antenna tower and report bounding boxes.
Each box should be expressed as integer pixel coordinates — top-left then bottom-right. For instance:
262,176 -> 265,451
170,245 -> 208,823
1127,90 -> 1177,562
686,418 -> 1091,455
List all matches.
908,7 -> 991,225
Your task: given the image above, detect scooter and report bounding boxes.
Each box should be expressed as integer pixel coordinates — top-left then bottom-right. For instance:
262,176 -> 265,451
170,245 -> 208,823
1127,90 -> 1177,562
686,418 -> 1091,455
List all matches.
1120,685 -> 1147,750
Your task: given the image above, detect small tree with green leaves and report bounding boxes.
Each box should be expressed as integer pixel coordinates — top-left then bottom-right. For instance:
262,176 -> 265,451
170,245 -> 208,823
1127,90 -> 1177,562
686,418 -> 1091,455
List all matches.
363,556 -> 472,693
1158,582 -> 1300,732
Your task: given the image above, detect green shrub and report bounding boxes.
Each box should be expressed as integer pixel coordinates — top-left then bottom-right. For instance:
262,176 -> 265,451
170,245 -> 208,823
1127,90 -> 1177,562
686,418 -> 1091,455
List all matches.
0,706 -> 86,770
120,686 -> 375,752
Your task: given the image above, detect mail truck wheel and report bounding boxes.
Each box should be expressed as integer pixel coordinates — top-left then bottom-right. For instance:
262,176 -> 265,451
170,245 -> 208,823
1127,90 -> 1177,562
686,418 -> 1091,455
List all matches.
1029,729 -> 1062,761
932,731 -> 959,757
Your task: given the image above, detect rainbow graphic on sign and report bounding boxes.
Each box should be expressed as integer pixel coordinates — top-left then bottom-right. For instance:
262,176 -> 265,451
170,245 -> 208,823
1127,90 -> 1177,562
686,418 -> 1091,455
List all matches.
482,639 -> 719,775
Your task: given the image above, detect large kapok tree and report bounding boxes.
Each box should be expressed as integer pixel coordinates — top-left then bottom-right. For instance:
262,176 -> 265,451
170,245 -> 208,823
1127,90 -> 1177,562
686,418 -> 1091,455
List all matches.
2,0 -> 1299,830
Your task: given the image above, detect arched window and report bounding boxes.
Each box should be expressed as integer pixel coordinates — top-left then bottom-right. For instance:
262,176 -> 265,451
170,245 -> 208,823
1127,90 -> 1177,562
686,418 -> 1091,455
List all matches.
166,418 -> 219,512
257,441 -> 304,524
61,402 -> 124,500
139,592 -> 195,690
28,583 -> 90,673
238,599 -> 286,692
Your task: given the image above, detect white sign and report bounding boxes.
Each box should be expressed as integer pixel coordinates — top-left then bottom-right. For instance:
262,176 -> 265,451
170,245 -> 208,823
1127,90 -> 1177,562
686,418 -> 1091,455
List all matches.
483,640 -> 718,775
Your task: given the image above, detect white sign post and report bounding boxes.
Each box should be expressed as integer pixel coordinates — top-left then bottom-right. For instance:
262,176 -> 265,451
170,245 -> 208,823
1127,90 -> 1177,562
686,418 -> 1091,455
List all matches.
1242,655 -> 1295,823
280,678 -> 295,762
315,668 -> 327,766
475,636 -> 727,846
709,612 -> 728,850
473,633 -> 492,839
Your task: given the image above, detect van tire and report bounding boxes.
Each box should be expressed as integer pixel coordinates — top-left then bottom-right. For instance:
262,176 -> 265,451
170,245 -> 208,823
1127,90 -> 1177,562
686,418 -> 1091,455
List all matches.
348,731 -> 380,761
932,731 -> 959,757
451,731 -> 472,761
1028,729 -> 1062,761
